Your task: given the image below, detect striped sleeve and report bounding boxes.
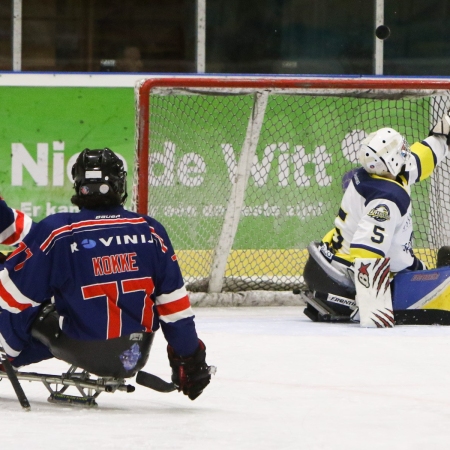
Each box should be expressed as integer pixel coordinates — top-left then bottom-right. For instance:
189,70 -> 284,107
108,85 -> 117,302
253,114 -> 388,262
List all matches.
155,285 -> 194,323
407,135 -> 448,184
0,206 -> 33,246
0,268 -> 40,313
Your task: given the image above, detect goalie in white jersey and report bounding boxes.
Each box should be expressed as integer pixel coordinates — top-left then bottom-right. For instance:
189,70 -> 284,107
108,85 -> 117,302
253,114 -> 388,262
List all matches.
303,113 -> 450,325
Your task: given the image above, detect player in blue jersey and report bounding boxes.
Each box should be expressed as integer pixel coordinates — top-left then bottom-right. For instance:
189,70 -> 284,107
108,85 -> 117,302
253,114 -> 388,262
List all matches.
303,113 -> 450,323
0,148 -> 212,400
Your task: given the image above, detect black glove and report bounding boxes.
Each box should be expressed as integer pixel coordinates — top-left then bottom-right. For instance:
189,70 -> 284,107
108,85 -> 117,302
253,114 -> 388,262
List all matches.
429,112 -> 450,144
167,339 -> 211,400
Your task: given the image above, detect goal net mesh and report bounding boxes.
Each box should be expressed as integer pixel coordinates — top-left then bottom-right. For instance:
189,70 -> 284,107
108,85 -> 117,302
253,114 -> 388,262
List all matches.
133,77 -> 450,294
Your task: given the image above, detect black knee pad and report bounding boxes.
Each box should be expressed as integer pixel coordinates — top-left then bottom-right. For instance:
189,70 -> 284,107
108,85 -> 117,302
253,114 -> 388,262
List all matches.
303,255 -> 355,299
437,246 -> 450,268
31,303 -> 60,346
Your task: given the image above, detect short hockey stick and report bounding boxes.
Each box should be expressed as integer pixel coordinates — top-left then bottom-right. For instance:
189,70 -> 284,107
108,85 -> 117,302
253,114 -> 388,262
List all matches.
0,349 -> 30,410
136,371 -> 177,393
136,365 -> 216,393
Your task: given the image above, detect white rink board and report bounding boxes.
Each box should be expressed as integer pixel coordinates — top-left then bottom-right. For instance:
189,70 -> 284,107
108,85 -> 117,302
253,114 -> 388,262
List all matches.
2,306 -> 450,450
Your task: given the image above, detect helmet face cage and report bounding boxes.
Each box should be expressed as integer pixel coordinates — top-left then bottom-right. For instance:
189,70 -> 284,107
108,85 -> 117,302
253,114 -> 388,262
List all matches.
72,148 -> 127,203
358,128 -> 411,177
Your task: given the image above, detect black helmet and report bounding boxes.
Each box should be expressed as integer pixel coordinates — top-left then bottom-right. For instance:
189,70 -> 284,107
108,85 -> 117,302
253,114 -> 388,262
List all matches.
72,148 -> 127,204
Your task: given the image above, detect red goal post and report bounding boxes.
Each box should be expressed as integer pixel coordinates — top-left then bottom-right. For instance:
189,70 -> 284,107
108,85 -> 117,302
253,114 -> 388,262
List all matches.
133,75 -> 450,300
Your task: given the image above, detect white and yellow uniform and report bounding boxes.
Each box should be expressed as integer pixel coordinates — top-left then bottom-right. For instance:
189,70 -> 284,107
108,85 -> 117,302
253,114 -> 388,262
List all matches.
324,135 -> 448,273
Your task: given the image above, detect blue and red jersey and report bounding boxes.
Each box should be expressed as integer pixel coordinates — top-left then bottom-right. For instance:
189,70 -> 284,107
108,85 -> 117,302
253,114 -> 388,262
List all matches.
0,205 -> 199,357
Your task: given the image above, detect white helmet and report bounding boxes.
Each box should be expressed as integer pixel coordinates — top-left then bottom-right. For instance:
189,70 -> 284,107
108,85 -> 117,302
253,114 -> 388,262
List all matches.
358,128 -> 411,177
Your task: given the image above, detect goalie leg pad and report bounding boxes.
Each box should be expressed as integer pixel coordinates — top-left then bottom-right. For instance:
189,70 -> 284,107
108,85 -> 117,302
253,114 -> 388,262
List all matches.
354,258 -> 395,328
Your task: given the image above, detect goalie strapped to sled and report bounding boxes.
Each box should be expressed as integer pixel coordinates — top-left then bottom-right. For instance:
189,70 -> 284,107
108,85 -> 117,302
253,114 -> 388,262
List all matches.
301,242 -> 450,326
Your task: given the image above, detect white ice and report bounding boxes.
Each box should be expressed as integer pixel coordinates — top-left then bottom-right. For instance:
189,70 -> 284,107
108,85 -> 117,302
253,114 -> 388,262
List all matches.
2,306 -> 450,450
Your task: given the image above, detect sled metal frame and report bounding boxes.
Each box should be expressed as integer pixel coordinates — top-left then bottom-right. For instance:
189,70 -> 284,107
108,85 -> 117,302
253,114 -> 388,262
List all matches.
0,364 -> 135,407
300,291 -> 353,323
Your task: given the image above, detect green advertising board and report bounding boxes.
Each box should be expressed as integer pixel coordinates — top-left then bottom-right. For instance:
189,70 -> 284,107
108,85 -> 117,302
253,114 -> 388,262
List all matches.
0,86 -> 135,221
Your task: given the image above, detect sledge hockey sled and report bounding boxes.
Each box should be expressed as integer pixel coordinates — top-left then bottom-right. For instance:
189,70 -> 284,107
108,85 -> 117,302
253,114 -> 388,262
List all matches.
0,364 -> 136,408
0,303 -> 217,409
300,264 -> 450,326
0,362 -> 216,409
0,356 -> 188,409
0,349 -> 216,409
0,303 -> 176,408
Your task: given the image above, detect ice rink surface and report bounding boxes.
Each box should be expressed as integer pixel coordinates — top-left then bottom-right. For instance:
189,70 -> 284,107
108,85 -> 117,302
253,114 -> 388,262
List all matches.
2,306 -> 450,450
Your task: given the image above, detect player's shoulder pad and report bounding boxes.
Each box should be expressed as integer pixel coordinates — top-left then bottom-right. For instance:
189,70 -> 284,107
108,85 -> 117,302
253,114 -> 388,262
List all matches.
351,168 -> 410,216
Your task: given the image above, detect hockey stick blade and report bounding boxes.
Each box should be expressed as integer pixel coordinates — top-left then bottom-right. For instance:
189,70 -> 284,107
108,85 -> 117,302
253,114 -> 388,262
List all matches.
136,371 -> 177,393
0,356 -> 31,410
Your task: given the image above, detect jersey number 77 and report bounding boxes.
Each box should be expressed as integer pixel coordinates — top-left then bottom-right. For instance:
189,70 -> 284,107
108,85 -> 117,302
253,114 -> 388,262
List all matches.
82,277 -> 155,339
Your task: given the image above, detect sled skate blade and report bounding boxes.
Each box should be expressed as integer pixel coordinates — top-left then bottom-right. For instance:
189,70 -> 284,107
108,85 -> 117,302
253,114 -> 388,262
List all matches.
302,292 -> 352,323
48,392 -> 98,408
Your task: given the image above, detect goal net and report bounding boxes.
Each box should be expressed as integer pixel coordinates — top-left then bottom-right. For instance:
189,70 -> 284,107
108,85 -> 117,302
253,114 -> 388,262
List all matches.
133,76 -> 450,299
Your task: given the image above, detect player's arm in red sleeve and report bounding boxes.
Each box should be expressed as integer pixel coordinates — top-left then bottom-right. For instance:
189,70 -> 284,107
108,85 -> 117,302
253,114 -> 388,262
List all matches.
148,221 -> 199,356
0,198 -> 34,246
148,220 -> 212,400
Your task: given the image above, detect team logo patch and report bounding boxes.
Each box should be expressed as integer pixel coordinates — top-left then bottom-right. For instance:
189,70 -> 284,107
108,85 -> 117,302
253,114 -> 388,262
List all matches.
129,333 -> 143,341
81,239 -> 96,249
319,242 -> 333,262
120,343 -> 142,371
357,262 -> 371,288
402,240 -> 413,255
368,204 -> 390,222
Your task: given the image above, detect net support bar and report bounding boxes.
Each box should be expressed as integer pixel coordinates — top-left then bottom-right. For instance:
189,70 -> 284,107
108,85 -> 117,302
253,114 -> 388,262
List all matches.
196,0 -> 206,73
12,0 -> 22,72
208,91 -> 269,293
374,0 -> 384,75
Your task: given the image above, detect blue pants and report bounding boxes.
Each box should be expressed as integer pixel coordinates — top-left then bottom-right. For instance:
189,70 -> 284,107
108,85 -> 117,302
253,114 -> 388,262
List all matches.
0,307 -> 53,367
